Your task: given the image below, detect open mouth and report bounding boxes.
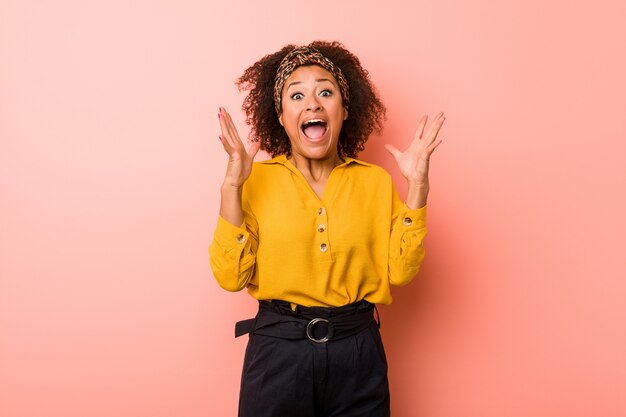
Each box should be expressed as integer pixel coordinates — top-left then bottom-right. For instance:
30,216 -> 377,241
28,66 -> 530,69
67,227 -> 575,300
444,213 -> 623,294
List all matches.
301,119 -> 328,140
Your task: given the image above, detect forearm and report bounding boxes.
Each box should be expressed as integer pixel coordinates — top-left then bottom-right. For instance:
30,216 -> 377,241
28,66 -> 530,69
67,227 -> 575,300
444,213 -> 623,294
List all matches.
388,203 -> 428,286
209,215 -> 257,292
405,180 -> 429,209
220,184 -> 244,226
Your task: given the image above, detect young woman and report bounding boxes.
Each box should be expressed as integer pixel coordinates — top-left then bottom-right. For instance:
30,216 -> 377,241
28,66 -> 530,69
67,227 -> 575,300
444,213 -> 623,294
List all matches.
210,41 -> 444,417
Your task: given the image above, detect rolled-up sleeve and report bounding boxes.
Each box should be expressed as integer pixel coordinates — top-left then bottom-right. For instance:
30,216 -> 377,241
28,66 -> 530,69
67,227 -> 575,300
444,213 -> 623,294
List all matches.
209,215 -> 258,292
388,204 -> 427,286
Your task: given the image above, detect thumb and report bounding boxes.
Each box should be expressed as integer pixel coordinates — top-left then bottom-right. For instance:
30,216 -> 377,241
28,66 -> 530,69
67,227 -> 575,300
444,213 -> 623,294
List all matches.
384,144 -> 402,160
248,140 -> 261,159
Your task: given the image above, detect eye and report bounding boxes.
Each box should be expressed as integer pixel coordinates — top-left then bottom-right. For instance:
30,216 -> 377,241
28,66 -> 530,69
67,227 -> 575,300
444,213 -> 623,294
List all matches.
319,89 -> 332,97
291,92 -> 304,100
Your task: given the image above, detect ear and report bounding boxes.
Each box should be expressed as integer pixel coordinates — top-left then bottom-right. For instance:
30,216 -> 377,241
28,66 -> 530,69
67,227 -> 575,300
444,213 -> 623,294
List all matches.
278,113 -> 284,126
343,108 -> 348,120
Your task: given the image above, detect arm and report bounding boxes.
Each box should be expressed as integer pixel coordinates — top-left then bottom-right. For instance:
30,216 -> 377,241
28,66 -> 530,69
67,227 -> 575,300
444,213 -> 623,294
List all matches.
209,210 -> 259,292
388,187 -> 428,286
217,107 -> 260,225
209,107 -> 261,291
386,113 -> 445,285
385,112 -> 445,209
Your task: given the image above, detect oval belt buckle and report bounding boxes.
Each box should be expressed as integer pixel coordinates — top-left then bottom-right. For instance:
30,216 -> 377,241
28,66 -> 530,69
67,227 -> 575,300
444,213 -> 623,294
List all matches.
306,318 -> 333,343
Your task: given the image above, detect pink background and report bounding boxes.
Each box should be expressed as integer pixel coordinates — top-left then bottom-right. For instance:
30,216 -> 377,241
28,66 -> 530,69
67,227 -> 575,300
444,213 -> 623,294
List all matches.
1,0 -> 625,416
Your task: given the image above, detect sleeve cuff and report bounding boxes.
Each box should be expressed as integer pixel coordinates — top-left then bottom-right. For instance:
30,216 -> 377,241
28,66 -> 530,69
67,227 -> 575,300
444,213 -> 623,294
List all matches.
399,204 -> 427,229
214,215 -> 250,250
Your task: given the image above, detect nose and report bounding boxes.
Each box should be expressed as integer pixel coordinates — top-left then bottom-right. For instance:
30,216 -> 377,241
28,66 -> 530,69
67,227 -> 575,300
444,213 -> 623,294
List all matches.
305,95 -> 322,112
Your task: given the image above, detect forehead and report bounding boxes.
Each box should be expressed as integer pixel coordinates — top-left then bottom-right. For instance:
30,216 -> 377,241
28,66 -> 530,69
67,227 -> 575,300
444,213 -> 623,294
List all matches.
284,65 -> 338,87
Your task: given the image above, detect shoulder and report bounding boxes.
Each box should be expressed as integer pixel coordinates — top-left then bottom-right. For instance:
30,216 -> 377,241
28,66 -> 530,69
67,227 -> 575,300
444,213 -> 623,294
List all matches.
342,157 -> 393,182
244,154 -> 291,192
249,154 -> 289,177
253,154 -> 289,169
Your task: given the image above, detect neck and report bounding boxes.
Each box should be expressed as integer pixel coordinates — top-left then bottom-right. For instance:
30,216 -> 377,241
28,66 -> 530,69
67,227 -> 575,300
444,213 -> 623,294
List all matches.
288,153 -> 343,182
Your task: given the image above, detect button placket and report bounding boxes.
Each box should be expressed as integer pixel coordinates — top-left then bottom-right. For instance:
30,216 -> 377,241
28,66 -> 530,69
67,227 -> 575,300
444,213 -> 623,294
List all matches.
317,206 -> 330,255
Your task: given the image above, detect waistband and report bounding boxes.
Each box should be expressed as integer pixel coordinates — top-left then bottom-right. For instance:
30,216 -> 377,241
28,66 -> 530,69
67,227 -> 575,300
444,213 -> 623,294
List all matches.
235,300 -> 380,344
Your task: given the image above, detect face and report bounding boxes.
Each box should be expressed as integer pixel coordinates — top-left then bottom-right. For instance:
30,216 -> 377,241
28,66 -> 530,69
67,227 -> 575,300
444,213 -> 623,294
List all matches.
278,65 -> 348,162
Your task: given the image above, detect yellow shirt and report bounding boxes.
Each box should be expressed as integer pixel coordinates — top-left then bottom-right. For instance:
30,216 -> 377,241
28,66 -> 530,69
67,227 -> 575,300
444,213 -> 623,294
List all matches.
209,155 -> 427,307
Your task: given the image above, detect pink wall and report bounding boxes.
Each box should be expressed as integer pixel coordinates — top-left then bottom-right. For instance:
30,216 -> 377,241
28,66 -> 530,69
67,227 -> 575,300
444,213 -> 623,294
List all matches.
1,0 -> 625,416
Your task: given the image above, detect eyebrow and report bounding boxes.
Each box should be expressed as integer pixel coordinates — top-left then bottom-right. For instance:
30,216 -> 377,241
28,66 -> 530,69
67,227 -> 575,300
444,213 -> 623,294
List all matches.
286,78 -> 337,91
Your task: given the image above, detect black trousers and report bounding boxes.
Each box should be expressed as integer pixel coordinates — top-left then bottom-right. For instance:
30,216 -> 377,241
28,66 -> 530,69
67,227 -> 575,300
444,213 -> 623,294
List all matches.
238,301 -> 390,417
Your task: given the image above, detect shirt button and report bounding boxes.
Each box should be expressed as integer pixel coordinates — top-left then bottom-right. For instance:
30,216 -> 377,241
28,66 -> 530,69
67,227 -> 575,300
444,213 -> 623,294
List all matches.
320,243 -> 328,252
318,207 -> 325,216
403,217 -> 413,226
317,224 -> 326,233
236,234 -> 246,244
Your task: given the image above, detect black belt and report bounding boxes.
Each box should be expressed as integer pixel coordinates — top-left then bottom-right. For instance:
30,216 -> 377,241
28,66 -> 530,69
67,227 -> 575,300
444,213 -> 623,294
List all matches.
235,300 -> 380,344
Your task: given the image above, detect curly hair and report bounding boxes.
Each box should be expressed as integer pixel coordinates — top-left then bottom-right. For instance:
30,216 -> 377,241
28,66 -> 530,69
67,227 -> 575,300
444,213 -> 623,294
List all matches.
236,41 -> 386,158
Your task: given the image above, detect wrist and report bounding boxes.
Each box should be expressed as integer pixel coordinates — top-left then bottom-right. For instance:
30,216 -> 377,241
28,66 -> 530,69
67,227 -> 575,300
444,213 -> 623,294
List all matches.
407,179 -> 429,191
405,181 -> 429,210
221,183 -> 243,195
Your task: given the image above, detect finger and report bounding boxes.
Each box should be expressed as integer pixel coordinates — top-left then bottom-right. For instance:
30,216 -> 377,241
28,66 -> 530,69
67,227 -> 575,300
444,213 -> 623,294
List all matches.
222,109 -> 243,147
424,138 -> 443,158
414,115 -> 428,140
218,108 -> 237,144
219,134 -> 240,156
424,114 -> 445,146
218,134 -> 234,153
218,109 -> 237,148
408,115 -> 429,152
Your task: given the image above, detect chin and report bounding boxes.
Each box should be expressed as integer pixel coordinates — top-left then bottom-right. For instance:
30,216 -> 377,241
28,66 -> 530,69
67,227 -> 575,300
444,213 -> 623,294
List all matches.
297,141 -> 337,160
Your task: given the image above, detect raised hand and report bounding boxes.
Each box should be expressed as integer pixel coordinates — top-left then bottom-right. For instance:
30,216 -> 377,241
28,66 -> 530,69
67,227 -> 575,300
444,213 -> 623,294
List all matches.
218,107 -> 260,188
384,113 -> 445,208
384,112 -> 445,186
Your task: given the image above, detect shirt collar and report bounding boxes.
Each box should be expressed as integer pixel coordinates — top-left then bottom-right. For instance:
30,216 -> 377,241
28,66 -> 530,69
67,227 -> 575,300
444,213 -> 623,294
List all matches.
259,154 -> 372,168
